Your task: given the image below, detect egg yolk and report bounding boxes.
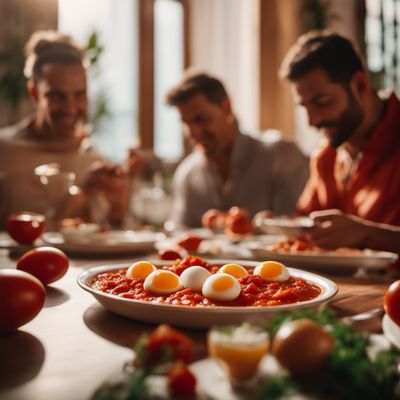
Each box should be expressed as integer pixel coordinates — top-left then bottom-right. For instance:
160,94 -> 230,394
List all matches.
126,261 -> 155,279
254,261 -> 289,282
219,263 -> 248,279
212,275 -> 235,291
153,271 -> 180,290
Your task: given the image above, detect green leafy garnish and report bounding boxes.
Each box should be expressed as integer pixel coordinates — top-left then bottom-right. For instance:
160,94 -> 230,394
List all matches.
260,308 -> 400,400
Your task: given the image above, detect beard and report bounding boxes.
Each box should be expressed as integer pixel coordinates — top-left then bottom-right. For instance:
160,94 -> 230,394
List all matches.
316,91 -> 364,148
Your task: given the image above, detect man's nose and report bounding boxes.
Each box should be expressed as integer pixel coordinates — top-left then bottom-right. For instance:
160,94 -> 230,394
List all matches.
307,108 -> 323,128
62,96 -> 79,113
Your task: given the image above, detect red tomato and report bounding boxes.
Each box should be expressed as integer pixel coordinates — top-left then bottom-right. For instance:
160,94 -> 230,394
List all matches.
0,269 -> 46,333
168,361 -> 197,396
17,246 -> 69,285
201,209 -> 225,229
225,213 -> 254,235
6,211 -> 45,245
227,206 -> 250,219
384,280 -> 400,326
158,249 -> 182,261
177,235 -> 203,251
140,324 -> 194,367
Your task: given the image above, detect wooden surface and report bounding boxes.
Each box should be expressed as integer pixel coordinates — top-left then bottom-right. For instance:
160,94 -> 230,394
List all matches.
0,246 -> 394,400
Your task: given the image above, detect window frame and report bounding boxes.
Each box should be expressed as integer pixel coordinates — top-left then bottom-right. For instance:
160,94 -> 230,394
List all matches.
138,0 -> 189,152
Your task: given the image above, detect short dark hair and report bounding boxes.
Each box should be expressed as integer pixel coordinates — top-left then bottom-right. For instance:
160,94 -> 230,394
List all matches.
166,71 -> 228,106
280,31 -> 365,84
24,30 -> 85,82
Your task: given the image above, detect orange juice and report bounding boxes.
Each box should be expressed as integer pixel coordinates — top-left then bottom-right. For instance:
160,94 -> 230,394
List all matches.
208,324 -> 269,381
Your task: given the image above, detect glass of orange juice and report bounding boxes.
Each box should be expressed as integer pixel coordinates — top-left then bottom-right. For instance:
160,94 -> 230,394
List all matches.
208,323 -> 269,387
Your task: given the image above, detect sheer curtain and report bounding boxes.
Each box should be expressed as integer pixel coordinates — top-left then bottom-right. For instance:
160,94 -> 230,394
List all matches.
188,0 -> 260,133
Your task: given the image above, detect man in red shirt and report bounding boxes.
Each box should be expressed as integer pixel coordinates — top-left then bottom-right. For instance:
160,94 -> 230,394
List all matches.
280,31 -> 400,254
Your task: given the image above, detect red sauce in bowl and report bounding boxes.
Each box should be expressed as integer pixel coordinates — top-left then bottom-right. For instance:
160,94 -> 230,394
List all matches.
89,256 -> 321,307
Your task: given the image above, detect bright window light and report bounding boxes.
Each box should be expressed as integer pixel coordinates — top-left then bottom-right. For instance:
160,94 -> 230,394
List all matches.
58,0 -> 138,162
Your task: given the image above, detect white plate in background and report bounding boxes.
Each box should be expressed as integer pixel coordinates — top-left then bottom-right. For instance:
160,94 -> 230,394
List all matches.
255,216 -> 314,237
245,243 -> 398,271
42,230 -> 165,256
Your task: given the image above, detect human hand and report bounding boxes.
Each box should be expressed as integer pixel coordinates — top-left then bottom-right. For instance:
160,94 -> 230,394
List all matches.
125,147 -> 147,178
306,209 -> 370,249
84,162 -> 130,226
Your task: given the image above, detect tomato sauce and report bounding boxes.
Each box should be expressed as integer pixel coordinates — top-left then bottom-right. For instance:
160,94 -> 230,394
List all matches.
89,256 -> 321,307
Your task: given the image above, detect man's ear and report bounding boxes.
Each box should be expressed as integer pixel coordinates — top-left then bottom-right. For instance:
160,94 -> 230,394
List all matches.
222,96 -> 233,115
351,71 -> 370,97
27,80 -> 39,101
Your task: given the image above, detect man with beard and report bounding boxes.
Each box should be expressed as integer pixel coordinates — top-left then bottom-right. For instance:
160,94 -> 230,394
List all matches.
0,31 -> 135,228
280,31 -> 400,253
165,71 -> 309,228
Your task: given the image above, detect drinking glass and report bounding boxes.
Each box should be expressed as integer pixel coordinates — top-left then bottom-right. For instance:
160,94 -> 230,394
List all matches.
34,164 -> 76,230
208,323 -> 269,388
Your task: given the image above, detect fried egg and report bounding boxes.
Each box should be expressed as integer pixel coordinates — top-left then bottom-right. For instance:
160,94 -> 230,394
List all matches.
180,266 -> 212,291
218,263 -> 248,279
202,273 -> 241,301
254,261 -> 289,282
144,270 -> 183,294
126,261 -> 156,279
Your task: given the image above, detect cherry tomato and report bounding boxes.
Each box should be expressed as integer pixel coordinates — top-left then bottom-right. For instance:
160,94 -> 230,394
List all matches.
17,246 -> 69,285
168,361 -> 197,396
177,235 -> 203,251
0,269 -> 46,333
138,324 -> 194,367
384,280 -> 400,326
201,209 -> 225,229
6,211 -> 45,245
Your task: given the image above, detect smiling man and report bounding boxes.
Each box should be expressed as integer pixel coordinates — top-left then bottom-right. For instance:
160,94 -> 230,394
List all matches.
0,31 -> 132,228
166,72 -> 309,228
280,31 -> 400,251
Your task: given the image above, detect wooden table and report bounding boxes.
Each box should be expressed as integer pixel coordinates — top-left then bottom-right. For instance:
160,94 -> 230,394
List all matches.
0,247 -> 395,400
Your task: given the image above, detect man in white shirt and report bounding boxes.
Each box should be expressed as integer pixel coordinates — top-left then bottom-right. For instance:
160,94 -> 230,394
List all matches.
166,72 -> 309,228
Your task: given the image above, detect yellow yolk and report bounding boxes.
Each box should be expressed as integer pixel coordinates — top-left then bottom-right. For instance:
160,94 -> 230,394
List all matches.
144,270 -> 182,294
202,273 -> 241,301
126,261 -> 156,279
254,261 -> 289,282
212,275 -> 234,291
218,263 -> 248,279
153,271 -> 180,289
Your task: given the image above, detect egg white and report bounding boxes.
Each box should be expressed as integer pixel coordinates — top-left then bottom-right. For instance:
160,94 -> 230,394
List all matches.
180,266 -> 211,291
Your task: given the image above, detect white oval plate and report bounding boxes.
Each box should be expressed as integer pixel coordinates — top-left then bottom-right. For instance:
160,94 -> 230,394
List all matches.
42,230 -> 165,256
77,260 -> 337,329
